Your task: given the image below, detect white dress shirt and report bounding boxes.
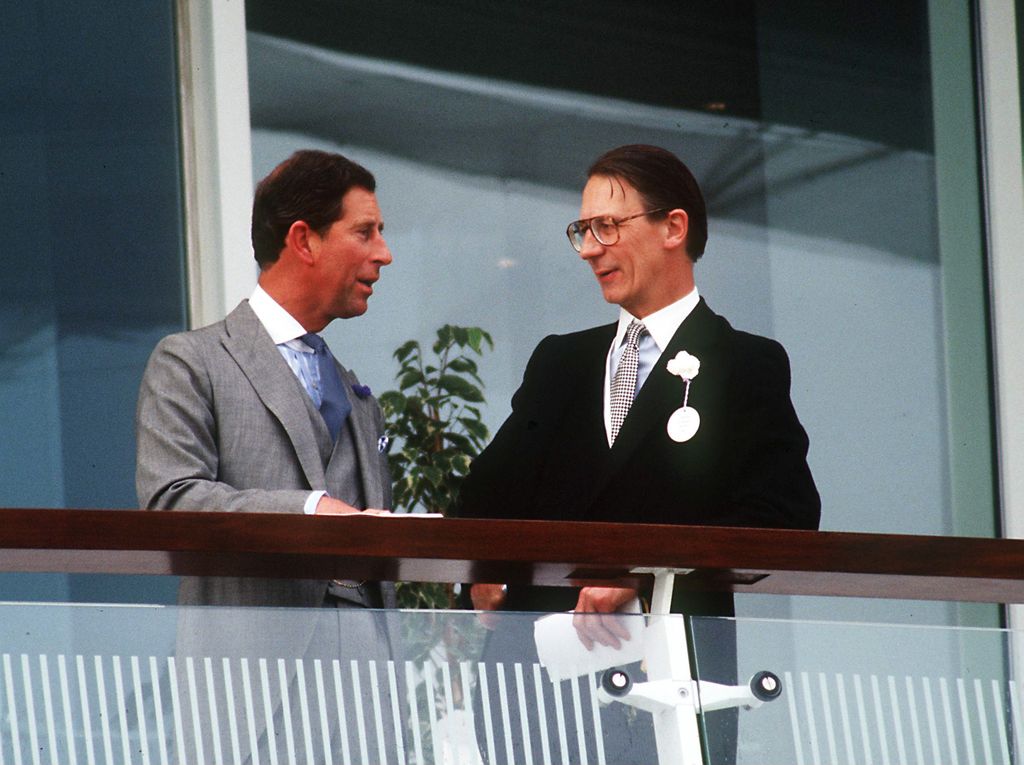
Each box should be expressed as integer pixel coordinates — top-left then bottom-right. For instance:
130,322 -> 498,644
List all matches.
603,287 -> 700,445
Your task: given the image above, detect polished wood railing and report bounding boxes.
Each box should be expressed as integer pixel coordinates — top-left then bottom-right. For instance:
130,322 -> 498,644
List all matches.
1,507 -> 1023,603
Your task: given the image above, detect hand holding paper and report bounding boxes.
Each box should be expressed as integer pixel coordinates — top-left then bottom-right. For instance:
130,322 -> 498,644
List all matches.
534,596 -> 646,682
572,586 -> 638,650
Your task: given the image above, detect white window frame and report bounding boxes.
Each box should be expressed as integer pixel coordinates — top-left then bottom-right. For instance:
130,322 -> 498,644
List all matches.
176,0 -> 257,329
978,0 -> 1024,542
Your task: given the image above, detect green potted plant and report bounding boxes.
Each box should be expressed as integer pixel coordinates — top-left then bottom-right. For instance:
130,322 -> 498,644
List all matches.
378,324 -> 493,608
379,325 -> 495,762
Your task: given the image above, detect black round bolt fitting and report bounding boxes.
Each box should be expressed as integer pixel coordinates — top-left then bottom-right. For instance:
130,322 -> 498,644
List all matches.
750,671 -> 782,701
601,668 -> 632,698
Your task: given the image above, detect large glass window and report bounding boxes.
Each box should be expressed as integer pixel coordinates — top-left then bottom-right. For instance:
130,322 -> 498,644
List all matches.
0,2 -> 187,602
244,1 -> 993,624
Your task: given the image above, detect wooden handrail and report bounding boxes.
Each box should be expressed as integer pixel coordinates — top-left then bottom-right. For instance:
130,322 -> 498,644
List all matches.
1,507 -> 1022,603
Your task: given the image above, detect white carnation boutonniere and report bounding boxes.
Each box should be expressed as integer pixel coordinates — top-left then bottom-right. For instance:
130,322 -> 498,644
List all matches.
666,351 -> 701,442
666,351 -> 700,381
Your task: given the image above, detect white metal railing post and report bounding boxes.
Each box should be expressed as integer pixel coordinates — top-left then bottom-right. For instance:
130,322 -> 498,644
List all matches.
638,567 -> 706,764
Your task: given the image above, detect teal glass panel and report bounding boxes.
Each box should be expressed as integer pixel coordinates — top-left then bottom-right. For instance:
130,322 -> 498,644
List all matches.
0,2 -> 186,603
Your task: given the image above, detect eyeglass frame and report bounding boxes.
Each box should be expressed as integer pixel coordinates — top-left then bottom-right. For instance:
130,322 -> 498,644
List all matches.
565,208 -> 670,252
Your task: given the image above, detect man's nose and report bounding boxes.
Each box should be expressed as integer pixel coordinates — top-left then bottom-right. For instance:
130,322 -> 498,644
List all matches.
578,229 -> 603,259
375,238 -> 393,265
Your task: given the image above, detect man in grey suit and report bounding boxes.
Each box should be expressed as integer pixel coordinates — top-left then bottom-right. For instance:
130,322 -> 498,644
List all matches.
135,150 -> 398,762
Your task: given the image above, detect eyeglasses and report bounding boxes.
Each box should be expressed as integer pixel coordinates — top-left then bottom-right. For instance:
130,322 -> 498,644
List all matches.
565,208 -> 668,252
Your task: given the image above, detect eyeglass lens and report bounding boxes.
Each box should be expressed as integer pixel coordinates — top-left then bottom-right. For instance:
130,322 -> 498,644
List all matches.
568,217 -> 619,251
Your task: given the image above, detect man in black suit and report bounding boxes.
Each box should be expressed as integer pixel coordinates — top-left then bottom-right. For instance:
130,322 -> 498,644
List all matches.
458,144 -> 820,763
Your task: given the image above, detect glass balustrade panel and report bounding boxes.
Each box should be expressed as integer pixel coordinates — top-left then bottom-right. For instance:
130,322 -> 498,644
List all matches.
4,603 -> 1010,764
691,614 -> 1018,765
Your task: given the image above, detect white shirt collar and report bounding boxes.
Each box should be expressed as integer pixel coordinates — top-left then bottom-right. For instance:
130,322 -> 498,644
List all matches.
612,287 -> 700,352
249,284 -> 308,346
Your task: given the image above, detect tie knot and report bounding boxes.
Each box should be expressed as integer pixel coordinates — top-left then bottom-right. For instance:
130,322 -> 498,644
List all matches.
624,321 -> 647,348
301,333 -> 327,354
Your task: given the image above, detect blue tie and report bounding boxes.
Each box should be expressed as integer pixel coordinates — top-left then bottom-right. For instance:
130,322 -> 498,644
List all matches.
300,333 -> 352,440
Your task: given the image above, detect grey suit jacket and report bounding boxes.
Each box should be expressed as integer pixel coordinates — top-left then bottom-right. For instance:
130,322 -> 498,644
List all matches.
136,300 -> 393,608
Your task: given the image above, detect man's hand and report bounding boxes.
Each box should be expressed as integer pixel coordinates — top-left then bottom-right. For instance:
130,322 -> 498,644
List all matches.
315,497 -> 392,516
572,586 -> 638,651
470,583 -> 507,630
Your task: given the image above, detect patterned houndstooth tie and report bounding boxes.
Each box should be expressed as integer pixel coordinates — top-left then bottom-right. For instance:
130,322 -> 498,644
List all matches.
609,320 -> 647,443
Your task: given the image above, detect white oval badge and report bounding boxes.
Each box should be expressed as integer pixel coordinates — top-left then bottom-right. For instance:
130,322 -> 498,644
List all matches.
667,406 -> 700,443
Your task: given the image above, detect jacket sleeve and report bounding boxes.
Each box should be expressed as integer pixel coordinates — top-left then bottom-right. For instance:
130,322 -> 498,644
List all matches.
455,335 -> 558,520
135,333 -> 311,513
718,337 -> 821,530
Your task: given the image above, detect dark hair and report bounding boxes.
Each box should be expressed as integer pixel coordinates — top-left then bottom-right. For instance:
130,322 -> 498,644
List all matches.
588,144 -> 708,260
251,150 -> 376,267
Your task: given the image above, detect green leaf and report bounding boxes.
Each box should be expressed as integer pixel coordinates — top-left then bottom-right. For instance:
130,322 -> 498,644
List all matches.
458,417 -> 489,440
393,340 -> 419,363
438,375 -> 484,402
377,391 -> 406,411
447,357 -> 478,376
445,433 -> 473,452
398,369 -> 425,390
467,327 -> 493,354
452,326 -> 469,346
421,465 -> 445,488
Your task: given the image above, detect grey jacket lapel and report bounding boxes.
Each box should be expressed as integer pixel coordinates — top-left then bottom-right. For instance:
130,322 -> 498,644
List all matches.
221,302 -> 328,491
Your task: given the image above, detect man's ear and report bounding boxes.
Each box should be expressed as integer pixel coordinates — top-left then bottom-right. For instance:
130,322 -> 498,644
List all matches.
663,209 -> 689,250
284,220 -> 316,265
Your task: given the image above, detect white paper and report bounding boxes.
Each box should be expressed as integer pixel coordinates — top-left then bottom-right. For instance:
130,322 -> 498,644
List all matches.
533,598 -> 646,681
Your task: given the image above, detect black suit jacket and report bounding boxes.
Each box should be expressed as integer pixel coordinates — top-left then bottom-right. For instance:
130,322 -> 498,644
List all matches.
459,298 -> 821,614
